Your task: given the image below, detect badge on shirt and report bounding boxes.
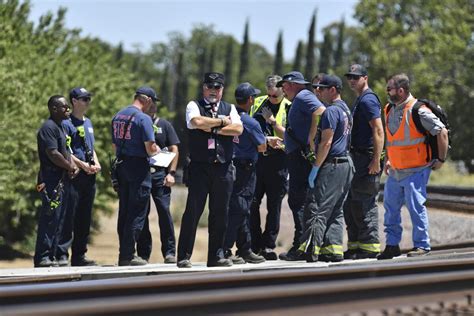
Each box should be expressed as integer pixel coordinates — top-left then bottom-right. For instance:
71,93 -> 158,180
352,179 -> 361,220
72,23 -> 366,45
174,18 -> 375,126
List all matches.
208,139 -> 216,149
156,127 -> 163,134
88,127 -> 94,134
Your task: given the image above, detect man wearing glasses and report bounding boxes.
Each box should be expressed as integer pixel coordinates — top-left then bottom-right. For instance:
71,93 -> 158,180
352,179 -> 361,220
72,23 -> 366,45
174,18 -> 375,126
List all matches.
277,71 -> 325,261
177,72 -> 243,268
343,64 -> 384,260
248,75 -> 290,260
57,87 -> 101,266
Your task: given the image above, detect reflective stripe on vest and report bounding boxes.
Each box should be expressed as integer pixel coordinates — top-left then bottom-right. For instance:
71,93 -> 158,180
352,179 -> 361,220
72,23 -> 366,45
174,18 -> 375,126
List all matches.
384,99 -> 430,169
250,96 -> 290,136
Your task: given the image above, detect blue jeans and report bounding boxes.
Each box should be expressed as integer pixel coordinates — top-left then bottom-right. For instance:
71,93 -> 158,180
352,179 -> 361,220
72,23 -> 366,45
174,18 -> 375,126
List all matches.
383,168 -> 431,250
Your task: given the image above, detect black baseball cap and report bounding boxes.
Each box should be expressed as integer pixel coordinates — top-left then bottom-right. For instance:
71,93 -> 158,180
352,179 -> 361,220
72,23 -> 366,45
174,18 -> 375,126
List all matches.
70,87 -> 92,100
136,86 -> 160,102
204,72 -> 225,86
235,82 -> 261,100
276,71 -> 310,87
312,74 -> 343,90
344,64 -> 368,77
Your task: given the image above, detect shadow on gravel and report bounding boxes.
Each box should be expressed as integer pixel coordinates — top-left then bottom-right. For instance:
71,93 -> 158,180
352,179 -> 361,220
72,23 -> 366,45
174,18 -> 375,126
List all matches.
0,245 -> 31,261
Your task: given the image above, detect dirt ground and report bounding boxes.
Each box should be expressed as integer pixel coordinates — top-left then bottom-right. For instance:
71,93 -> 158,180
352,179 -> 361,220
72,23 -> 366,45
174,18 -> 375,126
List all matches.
1,185 -> 473,268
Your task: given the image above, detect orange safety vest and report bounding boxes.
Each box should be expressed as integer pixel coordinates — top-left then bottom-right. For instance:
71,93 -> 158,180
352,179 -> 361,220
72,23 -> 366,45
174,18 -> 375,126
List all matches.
384,99 -> 431,169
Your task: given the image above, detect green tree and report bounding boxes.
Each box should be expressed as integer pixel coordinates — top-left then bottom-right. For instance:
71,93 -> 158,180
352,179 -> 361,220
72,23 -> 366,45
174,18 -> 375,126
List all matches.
293,40 -> 304,72
319,29 -> 333,73
274,31 -> 284,75
305,9 -> 317,79
238,19 -> 250,82
333,18 -> 345,68
354,0 -> 474,171
223,36 -> 235,99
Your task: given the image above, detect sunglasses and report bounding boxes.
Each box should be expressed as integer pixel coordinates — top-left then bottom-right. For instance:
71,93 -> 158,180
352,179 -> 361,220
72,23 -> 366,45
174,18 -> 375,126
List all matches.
346,75 -> 362,80
386,86 -> 397,92
267,94 -> 280,99
78,97 -> 91,102
205,84 -> 223,90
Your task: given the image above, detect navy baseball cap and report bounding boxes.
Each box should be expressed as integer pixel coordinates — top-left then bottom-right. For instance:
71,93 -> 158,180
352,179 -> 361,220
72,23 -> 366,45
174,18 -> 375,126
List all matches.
136,86 -> 160,101
344,64 -> 368,77
276,71 -> 310,87
312,74 -> 343,90
70,87 -> 92,100
235,82 -> 261,100
204,72 -> 225,86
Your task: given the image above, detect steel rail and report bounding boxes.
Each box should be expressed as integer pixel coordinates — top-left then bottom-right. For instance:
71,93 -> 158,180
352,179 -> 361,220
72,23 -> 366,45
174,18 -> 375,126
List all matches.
1,256 -> 473,306
1,270 -> 473,315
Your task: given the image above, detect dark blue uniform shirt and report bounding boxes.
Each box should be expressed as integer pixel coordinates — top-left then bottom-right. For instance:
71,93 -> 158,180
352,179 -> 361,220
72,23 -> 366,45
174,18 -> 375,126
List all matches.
111,106 -> 155,157
63,115 -> 95,163
285,89 -> 324,153
152,117 -> 180,149
316,99 -> 351,158
351,89 -> 381,148
37,117 -> 70,179
233,109 -> 266,162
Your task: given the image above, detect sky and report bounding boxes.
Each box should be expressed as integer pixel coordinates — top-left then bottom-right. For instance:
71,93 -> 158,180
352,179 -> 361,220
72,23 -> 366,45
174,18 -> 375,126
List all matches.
28,0 -> 359,61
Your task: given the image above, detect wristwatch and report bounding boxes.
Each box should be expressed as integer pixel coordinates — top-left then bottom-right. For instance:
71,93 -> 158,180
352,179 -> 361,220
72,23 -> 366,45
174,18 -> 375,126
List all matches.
437,157 -> 446,163
169,170 -> 176,176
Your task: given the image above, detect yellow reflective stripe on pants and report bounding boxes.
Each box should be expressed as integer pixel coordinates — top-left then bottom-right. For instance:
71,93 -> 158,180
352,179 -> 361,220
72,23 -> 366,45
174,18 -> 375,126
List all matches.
348,241 -> 359,250
359,243 -> 380,253
320,245 -> 344,255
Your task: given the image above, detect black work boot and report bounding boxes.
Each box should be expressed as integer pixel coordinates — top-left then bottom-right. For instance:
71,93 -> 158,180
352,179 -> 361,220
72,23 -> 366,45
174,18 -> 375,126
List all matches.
376,245 -> 401,260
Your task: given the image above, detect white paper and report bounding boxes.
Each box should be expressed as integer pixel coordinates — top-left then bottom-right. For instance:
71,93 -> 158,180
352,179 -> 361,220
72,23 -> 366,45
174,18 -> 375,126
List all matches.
149,150 -> 176,168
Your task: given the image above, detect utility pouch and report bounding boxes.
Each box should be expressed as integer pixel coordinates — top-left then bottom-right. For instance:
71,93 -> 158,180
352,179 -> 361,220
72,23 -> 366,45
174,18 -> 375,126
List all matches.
301,145 -> 316,164
351,173 -> 381,196
109,156 -> 121,193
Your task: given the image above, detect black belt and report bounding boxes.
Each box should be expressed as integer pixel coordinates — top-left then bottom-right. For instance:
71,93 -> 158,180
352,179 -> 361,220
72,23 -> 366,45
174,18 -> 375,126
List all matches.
325,156 -> 349,164
233,158 -> 256,166
350,147 -> 373,155
150,166 -> 166,173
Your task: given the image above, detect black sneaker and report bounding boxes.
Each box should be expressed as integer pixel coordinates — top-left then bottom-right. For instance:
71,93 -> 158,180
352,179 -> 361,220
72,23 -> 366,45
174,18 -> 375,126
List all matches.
207,258 -> 233,267
241,251 -> 265,264
118,255 -> 147,266
377,245 -> 401,260
260,248 -> 277,260
407,247 -> 430,257
57,256 -> 69,267
279,248 -> 305,261
305,253 -> 318,262
34,258 -> 59,268
343,249 -> 359,260
319,254 -> 344,262
164,255 -> 177,264
71,256 -> 97,266
177,259 -> 192,268
356,250 -> 378,259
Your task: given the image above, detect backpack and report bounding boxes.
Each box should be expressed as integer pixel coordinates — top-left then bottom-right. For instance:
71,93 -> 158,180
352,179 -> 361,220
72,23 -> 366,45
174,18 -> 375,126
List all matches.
411,99 -> 451,161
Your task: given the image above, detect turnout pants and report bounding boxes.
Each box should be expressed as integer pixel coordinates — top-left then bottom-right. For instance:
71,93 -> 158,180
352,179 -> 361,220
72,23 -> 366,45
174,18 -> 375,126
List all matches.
343,151 -> 381,253
300,158 -> 354,256
177,161 -> 233,263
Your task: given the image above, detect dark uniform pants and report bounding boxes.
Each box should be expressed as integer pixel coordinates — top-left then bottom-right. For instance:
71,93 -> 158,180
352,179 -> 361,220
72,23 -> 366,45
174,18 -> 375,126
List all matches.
34,175 -> 70,265
117,157 -> 151,261
224,160 -> 257,255
287,150 -> 312,249
57,172 -> 96,261
178,161 -> 233,263
300,158 -> 354,256
250,153 -> 288,252
343,151 -> 381,253
137,168 -> 176,260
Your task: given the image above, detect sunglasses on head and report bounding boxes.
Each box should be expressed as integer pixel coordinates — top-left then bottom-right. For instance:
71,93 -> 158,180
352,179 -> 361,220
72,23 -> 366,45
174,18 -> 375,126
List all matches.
346,74 -> 362,80
205,83 -> 223,90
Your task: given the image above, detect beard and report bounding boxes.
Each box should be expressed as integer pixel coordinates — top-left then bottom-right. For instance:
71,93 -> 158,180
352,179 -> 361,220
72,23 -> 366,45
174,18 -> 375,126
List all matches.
387,94 -> 400,104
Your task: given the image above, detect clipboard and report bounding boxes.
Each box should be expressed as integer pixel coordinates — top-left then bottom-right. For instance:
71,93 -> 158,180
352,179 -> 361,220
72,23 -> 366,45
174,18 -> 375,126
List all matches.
149,150 -> 176,168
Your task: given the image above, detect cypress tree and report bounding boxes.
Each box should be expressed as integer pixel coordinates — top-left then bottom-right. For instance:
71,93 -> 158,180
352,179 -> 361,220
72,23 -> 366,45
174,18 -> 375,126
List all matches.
305,9 -> 317,79
159,64 -> 171,110
293,40 -> 304,72
207,43 -> 216,73
334,18 -> 345,68
223,37 -> 234,99
239,19 -> 250,82
274,30 -> 284,75
319,30 -> 333,73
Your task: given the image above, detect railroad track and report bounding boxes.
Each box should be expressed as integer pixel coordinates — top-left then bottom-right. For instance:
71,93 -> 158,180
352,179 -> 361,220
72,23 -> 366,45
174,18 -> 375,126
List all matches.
1,254 -> 473,315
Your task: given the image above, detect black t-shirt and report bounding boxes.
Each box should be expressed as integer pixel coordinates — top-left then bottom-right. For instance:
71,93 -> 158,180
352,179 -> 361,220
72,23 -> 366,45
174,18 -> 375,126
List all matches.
253,98 -> 280,137
153,117 -> 180,149
37,118 -> 70,177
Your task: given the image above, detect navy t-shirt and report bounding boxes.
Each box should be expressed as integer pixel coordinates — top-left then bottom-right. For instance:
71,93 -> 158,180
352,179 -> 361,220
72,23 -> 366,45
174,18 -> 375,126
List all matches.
233,109 -> 266,162
351,89 -> 381,148
152,117 -> 180,148
63,115 -> 95,163
37,117 -> 70,179
285,89 -> 324,153
315,100 -> 351,158
111,106 -> 155,158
